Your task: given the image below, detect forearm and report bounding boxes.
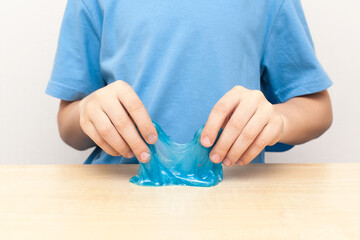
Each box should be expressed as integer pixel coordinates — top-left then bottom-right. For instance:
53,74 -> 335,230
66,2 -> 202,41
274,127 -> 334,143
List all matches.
275,90 -> 333,145
58,100 -> 95,150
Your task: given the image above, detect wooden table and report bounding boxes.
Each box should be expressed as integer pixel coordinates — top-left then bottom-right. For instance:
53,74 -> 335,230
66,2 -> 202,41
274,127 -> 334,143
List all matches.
0,164 -> 359,240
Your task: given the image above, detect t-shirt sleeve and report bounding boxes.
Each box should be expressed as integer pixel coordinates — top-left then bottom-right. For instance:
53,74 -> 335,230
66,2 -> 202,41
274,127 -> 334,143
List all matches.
261,0 -> 333,103
46,0 -> 104,101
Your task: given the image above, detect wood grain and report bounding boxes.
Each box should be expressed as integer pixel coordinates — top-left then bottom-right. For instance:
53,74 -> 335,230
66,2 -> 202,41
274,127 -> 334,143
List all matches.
0,164 -> 359,240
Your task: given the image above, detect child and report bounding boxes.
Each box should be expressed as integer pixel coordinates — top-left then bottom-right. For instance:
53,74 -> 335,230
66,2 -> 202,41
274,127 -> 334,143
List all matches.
46,0 -> 332,166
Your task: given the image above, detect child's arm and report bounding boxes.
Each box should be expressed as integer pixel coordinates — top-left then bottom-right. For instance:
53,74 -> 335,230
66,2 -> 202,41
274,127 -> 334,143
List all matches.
57,80 -> 158,163
200,86 -> 332,167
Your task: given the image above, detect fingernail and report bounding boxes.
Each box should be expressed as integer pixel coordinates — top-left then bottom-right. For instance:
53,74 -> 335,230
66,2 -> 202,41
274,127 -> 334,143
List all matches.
127,152 -> 134,158
223,158 -> 232,167
140,152 -> 150,162
147,133 -> 157,144
210,153 -> 220,163
202,137 -> 212,147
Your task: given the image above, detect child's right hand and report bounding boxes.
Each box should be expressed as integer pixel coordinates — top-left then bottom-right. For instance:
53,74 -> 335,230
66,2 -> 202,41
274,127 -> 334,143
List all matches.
79,80 -> 158,163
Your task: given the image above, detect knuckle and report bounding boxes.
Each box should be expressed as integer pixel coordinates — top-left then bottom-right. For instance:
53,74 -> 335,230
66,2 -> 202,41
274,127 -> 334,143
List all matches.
93,90 -> 105,100
130,140 -> 146,153
241,130 -> 256,142
127,100 -> 144,114
233,85 -> 244,93
84,101 -> 95,112
213,102 -> 229,116
255,137 -> 267,149
115,80 -> 129,86
228,118 -> 243,131
239,154 -> 251,164
98,126 -> 112,138
115,80 -> 130,90
226,152 -> 238,163
116,146 -> 130,156
115,79 -> 125,86
114,114 -> 130,129
250,90 -> 265,102
268,138 -> 279,146
253,89 -> 264,98
213,143 -> 228,156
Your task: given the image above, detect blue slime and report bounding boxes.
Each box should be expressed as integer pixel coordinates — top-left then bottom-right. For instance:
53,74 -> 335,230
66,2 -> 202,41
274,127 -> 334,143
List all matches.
130,122 -> 223,187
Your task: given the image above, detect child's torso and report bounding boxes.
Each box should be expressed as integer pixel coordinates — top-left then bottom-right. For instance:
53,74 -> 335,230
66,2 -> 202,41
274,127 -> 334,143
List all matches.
84,0 -> 282,164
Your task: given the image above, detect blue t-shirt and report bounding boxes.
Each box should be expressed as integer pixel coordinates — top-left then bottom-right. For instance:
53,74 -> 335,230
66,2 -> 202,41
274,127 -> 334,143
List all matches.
46,0 -> 332,164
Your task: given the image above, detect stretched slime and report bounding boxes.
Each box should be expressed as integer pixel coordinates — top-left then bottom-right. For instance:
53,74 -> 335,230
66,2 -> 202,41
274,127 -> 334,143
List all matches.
130,122 -> 223,187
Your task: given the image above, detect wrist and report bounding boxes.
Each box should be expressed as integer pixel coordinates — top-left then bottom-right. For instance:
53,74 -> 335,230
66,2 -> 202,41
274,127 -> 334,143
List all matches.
274,104 -> 289,144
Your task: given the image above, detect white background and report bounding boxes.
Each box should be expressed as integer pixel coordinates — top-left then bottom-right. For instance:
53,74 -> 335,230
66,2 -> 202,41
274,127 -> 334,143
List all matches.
0,0 -> 359,164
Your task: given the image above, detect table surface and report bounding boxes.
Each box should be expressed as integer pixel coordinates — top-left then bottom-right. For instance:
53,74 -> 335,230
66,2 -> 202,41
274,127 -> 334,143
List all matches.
0,164 -> 359,240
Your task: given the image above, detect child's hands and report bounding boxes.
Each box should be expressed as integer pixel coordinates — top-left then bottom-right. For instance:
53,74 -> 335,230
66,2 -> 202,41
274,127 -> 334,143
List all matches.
201,86 -> 284,167
79,80 -> 158,163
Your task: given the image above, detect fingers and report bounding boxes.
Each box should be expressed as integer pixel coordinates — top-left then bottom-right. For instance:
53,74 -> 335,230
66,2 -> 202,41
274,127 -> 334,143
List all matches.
81,121 -> 121,157
201,88 -> 240,148
79,80 -> 156,163
208,101 -> 257,164
222,106 -> 270,166
204,87 -> 285,167
237,119 -> 282,166
116,81 -> 158,144
90,110 -> 134,158
101,99 -> 151,163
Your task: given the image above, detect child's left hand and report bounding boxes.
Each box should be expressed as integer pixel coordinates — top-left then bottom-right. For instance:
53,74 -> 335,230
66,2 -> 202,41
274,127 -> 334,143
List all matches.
201,86 -> 284,167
